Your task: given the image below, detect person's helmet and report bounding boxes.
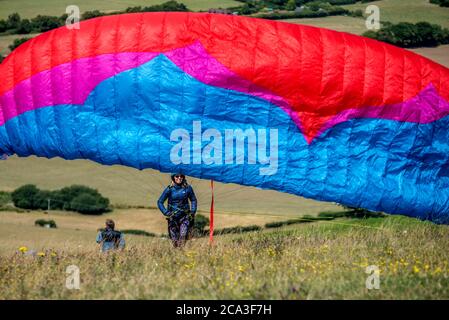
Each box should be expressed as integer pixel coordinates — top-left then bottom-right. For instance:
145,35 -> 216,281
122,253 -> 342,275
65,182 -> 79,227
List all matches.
171,172 -> 186,182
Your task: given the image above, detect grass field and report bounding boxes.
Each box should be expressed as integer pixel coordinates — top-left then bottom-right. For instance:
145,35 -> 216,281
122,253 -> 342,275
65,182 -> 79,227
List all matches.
342,0 -> 449,29
281,15 -> 368,35
0,215 -> 448,299
0,33 -> 39,56
410,45 -> 449,68
0,0 -> 242,19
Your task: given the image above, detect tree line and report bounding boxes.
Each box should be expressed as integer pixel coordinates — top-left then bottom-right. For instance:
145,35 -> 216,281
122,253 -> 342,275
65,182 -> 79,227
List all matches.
11,184 -> 110,215
233,0 -> 377,15
364,21 -> 449,48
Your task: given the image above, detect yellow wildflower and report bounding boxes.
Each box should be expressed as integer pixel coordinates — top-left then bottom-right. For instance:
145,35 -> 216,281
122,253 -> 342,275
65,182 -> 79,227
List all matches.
266,247 -> 276,257
433,267 -> 442,275
19,246 -> 28,253
37,252 -> 45,257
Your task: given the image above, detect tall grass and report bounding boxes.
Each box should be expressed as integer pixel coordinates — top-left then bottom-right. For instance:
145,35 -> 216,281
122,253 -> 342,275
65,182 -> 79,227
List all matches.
0,216 -> 448,299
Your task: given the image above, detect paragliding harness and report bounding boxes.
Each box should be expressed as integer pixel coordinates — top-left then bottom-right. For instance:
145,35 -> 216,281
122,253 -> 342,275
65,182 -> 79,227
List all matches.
166,210 -> 195,241
100,228 -> 122,249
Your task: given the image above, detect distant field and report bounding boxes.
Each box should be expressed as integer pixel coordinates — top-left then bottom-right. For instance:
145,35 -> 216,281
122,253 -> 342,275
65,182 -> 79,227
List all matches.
0,207 -> 338,256
0,0 -> 242,19
343,0 -> 449,29
410,45 -> 449,68
0,209 -> 290,255
0,33 -> 39,56
0,156 -> 342,216
281,15 -> 368,35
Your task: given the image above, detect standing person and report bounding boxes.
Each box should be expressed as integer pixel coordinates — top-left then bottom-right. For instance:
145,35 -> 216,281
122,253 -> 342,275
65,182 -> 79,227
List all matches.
96,219 -> 125,252
158,173 -> 197,247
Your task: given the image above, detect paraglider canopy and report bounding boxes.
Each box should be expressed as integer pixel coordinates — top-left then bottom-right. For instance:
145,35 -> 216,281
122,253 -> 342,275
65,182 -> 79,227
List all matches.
1,12 -> 449,224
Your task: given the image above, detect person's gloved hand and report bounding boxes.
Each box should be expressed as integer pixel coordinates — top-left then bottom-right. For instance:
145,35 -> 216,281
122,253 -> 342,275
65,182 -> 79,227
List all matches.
165,212 -> 174,221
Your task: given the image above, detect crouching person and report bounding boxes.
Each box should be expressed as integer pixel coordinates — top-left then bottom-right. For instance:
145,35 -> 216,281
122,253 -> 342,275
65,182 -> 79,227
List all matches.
96,219 -> 125,252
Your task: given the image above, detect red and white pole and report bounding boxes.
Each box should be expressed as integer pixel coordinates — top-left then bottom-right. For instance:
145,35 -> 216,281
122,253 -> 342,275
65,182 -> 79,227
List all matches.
209,179 -> 214,245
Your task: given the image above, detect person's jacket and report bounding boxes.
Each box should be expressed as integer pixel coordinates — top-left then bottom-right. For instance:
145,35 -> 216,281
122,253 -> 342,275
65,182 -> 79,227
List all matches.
96,228 -> 125,252
158,184 -> 197,219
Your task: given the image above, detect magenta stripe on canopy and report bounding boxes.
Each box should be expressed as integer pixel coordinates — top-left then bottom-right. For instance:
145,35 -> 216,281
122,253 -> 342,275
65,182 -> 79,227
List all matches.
316,83 -> 449,140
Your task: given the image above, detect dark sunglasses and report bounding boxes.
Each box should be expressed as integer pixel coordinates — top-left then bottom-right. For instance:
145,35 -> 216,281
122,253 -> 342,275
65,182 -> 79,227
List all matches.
174,175 -> 184,178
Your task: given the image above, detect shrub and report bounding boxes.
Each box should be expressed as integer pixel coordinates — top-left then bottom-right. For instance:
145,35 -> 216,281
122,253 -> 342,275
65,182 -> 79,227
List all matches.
34,219 -> 57,228
69,193 -> 110,215
430,0 -> 449,7
126,1 -> 189,13
0,191 -> 11,207
6,13 -> 21,30
237,3 -> 259,15
16,19 -> 32,34
348,209 -> 386,218
348,9 -> 363,17
214,225 -> 262,235
55,185 -> 109,213
265,214 -> 340,229
265,221 -> 286,228
58,185 -> 102,202
195,224 -> 261,237
363,21 -> 449,48
253,2 -> 348,20
12,187 -> 60,211
193,214 -> 210,233
0,20 -> 7,33
81,10 -> 104,21
31,15 -> 62,32
285,0 -> 297,11
11,184 -> 110,214
11,184 -> 40,209
33,190 -> 54,210
331,207 -> 386,218
147,0 -> 189,12
121,229 -> 156,237
328,0 -> 358,4
8,37 -> 31,51
318,211 -> 348,218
